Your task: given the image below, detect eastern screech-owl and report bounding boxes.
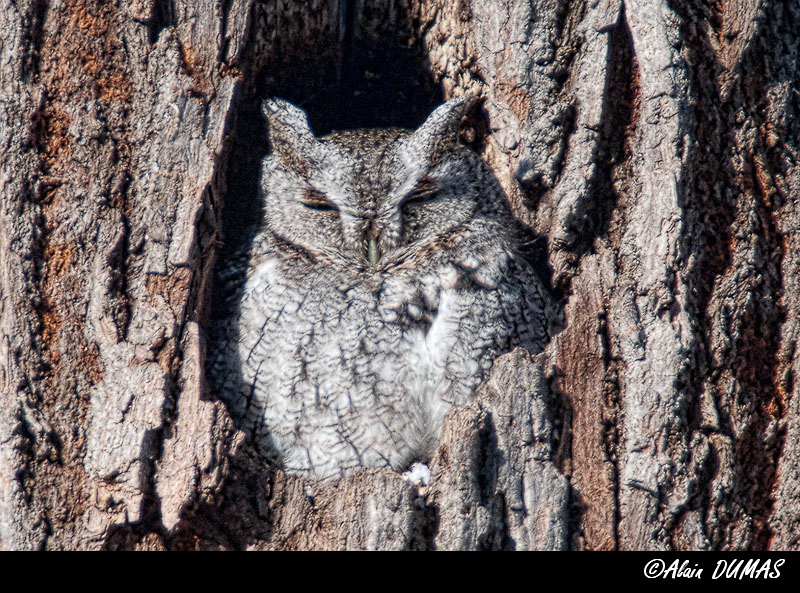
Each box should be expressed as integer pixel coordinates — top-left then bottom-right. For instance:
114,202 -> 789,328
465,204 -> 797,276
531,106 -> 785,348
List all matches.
207,95 -> 554,481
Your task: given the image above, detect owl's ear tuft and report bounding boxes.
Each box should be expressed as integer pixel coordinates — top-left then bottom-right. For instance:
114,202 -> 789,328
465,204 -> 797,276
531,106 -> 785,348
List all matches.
262,98 -> 319,159
410,94 -> 480,152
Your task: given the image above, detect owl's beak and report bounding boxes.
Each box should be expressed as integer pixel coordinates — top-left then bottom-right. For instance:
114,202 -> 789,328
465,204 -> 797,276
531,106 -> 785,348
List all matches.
367,236 -> 381,266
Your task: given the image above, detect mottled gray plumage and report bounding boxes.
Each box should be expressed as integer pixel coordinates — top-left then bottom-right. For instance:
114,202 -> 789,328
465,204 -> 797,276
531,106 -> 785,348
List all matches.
207,96 -> 556,480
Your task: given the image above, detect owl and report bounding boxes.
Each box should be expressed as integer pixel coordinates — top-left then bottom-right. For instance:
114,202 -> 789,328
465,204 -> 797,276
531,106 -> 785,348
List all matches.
207,95 -> 555,481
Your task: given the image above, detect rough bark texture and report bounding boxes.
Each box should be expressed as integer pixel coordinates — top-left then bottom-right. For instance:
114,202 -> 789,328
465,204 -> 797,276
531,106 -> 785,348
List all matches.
0,0 -> 798,550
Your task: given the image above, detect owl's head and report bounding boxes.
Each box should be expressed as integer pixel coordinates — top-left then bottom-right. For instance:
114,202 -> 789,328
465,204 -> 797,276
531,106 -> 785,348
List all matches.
259,96 -> 507,270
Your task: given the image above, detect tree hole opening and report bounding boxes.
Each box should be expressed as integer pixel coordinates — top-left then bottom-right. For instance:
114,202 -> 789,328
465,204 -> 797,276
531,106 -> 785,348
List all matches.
218,1 -> 444,252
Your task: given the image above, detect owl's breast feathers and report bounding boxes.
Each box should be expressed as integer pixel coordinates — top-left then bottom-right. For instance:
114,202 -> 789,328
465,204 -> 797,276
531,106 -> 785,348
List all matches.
208,225 -> 553,480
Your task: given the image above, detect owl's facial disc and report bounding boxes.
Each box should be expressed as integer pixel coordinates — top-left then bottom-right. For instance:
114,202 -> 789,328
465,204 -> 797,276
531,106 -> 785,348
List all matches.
260,95 -> 487,270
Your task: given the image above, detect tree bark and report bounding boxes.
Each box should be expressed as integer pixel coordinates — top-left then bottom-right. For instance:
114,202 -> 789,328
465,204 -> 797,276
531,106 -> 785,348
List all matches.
0,0 -> 798,550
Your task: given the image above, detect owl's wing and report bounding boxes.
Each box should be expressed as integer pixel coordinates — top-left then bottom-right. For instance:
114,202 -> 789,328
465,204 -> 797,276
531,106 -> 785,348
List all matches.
505,252 -> 562,354
213,247 -> 253,316
205,241 -> 260,410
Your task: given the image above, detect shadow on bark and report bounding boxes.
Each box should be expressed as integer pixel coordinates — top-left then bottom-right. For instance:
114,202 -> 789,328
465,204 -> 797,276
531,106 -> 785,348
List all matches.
668,0 -> 792,550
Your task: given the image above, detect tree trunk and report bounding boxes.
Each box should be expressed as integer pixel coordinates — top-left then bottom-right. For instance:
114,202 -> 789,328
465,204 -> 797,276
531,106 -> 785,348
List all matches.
1,0 -> 798,550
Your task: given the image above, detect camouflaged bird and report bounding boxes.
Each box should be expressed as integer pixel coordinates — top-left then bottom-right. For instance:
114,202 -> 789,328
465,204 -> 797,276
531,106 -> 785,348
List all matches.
207,95 -> 557,480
